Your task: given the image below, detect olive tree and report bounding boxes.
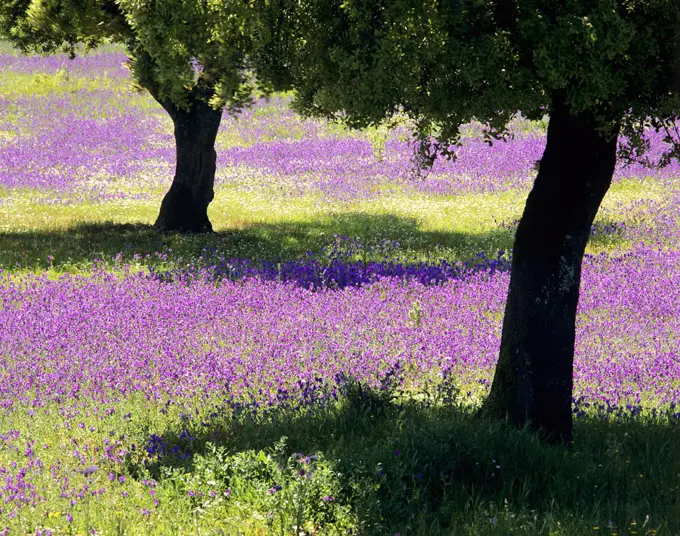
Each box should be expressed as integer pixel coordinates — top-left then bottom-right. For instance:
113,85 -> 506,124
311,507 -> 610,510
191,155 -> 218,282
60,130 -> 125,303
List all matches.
0,0 -> 287,232
274,0 -> 680,442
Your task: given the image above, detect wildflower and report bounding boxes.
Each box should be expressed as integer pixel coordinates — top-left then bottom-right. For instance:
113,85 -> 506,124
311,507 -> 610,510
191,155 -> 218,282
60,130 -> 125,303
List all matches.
268,485 -> 282,494
80,466 -> 97,476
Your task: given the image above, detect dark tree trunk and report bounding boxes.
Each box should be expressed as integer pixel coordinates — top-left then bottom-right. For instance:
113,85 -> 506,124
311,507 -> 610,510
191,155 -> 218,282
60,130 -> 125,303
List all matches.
153,97 -> 223,233
482,97 -> 619,444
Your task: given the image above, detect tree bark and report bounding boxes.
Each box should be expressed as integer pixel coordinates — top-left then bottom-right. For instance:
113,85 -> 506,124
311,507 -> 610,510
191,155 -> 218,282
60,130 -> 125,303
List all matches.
674,15 -> 680,94
482,97 -> 619,444
153,97 -> 223,233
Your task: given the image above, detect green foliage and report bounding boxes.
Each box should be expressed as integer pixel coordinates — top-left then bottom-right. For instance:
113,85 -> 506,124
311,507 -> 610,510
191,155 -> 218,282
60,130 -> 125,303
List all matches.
116,0 -> 255,111
0,0 -> 288,112
172,441 -> 357,533
272,0 -> 680,161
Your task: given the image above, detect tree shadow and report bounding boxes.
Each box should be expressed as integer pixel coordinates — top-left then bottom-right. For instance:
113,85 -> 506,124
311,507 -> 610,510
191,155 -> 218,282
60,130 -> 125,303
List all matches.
128,386 -> 680,535
0,211 -> 632,274
0,213 -> 517,272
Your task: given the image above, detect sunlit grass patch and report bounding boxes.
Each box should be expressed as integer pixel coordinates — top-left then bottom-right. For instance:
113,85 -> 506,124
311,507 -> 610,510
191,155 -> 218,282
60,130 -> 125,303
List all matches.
0,186 -> 527,272
0,195 -> 157,230
0,172 -> 672,274
0,69 -> 121,97
0,82 -> 158,123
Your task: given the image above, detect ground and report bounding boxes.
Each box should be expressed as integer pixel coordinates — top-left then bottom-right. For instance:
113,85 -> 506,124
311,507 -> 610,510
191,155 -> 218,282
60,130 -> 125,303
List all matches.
0,43 -> 678,535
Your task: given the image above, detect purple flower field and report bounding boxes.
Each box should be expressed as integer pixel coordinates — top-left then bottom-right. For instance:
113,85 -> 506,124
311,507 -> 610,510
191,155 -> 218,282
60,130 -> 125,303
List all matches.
1,48 -> 679,424
2,47 -> 680,532
2,245 -> 679,416
3,48 -> 680,205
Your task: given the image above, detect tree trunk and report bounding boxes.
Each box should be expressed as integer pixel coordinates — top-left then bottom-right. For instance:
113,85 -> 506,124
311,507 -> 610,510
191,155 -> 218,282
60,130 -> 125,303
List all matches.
154,98 -> 223,233
482,97 -> 619,444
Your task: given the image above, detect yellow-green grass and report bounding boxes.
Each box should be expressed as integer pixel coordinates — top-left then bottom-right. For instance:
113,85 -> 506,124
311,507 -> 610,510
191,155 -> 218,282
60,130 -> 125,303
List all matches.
0,176 -> 667,275
0,69 -> 160,121
1,387 -> 678,535
0,70 -> 121,96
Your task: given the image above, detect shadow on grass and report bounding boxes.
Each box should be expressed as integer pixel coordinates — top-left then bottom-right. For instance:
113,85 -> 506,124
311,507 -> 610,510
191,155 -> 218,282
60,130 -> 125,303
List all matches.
0,212 -> 632,274
0,213 -> 518,272
132,386 -> 680,536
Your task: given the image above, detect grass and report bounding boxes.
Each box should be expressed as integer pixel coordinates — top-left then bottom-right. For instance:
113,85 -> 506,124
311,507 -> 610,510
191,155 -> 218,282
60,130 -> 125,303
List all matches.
0,70 -> 120,97
3,383 -> 679,535
0,178 -> 659,274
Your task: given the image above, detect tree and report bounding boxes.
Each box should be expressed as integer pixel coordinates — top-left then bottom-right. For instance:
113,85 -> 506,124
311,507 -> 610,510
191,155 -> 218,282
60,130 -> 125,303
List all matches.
269,0 -> 680,442
0,0 -> 287,232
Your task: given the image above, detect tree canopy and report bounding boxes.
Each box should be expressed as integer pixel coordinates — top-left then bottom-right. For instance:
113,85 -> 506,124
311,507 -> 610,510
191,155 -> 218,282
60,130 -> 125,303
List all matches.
0,0 -> 290,231
286,0 -> 680,160
2,0 -> 266,109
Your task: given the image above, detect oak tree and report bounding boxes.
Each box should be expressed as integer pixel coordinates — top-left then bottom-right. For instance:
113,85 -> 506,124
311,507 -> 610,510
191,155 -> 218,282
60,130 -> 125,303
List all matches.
274,0 -> 680,442
0,0 -> 287,232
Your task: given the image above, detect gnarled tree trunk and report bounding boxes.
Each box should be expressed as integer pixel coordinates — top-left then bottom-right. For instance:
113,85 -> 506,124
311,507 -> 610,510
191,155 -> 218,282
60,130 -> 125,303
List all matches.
483,97 -> 619,444
154,97 -> 223,233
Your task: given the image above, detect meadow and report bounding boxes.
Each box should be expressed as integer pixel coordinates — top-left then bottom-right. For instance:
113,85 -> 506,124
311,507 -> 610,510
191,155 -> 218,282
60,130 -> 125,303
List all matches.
1,43 -> 679,535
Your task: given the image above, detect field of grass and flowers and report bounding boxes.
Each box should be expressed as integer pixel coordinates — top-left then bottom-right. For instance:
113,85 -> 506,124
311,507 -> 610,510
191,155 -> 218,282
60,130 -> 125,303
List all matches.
1,43 -> 680,535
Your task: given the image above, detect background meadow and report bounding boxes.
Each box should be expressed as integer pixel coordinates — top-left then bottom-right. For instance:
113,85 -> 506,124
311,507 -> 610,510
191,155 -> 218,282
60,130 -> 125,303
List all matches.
1,44 -> 679,535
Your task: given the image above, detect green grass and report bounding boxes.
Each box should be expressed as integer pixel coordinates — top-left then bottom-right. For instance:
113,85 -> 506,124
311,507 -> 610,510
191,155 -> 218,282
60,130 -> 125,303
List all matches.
3,384 -> 678,535
0,70 -> 120,97
0,178 -> 663,274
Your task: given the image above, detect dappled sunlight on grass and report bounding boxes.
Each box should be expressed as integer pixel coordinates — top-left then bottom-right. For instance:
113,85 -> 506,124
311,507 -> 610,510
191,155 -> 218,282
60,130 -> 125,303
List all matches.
0,182 -> 650,274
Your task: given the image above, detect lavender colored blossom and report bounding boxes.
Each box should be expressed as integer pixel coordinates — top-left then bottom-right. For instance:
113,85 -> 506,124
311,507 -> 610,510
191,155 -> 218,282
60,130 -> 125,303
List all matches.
0,48 -> 130,78
2,50 -> 679,206
1,246 -> 679,414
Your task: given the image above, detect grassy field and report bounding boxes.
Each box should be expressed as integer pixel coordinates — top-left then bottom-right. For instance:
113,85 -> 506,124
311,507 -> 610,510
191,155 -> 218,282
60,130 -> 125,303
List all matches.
1,45 -> 679,535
